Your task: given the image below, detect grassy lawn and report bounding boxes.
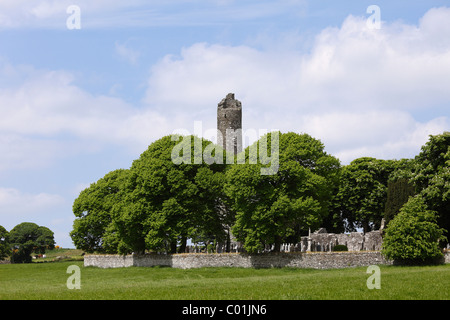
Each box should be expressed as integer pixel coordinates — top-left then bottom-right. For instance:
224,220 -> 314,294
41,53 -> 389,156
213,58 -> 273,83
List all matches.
1,261 -> 449,300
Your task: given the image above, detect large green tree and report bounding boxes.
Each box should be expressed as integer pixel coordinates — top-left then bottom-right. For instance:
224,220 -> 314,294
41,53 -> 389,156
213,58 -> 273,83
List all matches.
70,169 -> 129,253
225,132 -> 340,253
0,225 -> 9,260
9,222 -> 55,263
333,157 -> 399,232
411,132 -> 450,242
112,134 -> 230,254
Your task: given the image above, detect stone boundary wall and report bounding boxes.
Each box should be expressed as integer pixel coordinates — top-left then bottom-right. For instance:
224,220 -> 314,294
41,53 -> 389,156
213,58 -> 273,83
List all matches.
85,251 -> 450,269
84,254 -> 134,268
85,252 -> 394,269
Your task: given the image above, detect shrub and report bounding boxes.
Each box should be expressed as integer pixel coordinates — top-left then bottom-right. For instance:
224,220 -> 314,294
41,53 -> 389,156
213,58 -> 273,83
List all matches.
333,245 -> 348,252
10,248 -> 32,263
382,196 -> 447,263
207,243 -> 215,253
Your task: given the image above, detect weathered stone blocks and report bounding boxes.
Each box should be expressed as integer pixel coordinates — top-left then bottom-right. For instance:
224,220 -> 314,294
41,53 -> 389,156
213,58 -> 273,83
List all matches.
84,252 -> 393,269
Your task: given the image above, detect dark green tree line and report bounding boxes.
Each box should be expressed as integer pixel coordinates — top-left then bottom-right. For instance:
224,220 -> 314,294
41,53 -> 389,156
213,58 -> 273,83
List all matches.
70,131 -> 449,257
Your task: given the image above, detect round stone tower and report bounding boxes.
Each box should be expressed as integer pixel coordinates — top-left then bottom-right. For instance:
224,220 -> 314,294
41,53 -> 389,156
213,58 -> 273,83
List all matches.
217,93 -> 242,155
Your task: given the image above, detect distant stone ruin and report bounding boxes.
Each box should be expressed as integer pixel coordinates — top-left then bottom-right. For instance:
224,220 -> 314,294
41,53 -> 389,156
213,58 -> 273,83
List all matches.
299,228 -> 383,252
179,228 -> 383,254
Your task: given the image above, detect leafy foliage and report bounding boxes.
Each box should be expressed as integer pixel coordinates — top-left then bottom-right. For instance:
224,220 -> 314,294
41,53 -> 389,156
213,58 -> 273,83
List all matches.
225,132 -> 340,253
71,135 -> 231,254
384,178 -> 416,224
114,135 -> 230,254
332,157 -> 398,232
70,169 -> 128,253
411,131 -> 450,243
0,225 -> 9,260
9,222 -> 55,263
69,130 -> 450,256
382,196 -> 447,262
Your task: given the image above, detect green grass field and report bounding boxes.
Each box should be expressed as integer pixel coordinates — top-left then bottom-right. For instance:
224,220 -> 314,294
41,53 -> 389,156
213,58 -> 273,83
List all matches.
1,261 -> 449,300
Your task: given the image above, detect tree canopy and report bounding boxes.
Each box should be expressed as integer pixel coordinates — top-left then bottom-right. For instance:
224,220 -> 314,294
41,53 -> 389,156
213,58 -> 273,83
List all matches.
9,222 -> 55,263
384,178 -> 415,225
71,134 -> 231,254
71,168 -> 129,253
70,130 -> 450,256
0,225 -> 9,260
411,131 -> 450,243
332,157 -> 398,232
115,135 -> 227,254
224,132 -> 340,253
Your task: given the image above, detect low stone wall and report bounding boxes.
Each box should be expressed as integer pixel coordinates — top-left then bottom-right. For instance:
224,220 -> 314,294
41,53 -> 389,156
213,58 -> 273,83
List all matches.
84,254 -> 134,268
85,252 -> 393,270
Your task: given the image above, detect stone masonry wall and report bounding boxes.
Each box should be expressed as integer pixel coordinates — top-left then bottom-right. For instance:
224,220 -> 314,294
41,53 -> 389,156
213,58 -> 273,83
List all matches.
84,254 -> 134,268
85,251 -> 450,269
85,252 -> 393,269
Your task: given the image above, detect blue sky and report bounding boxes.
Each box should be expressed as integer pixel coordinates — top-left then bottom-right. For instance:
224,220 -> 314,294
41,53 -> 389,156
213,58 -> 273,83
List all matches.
1,1 -> 449,248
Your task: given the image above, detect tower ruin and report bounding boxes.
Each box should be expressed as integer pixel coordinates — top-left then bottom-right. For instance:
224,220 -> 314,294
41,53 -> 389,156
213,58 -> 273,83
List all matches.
217,93 -> 242,155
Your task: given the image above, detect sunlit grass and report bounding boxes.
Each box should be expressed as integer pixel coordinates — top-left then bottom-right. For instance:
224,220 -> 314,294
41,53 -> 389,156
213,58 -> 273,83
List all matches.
1,261 -> 449,300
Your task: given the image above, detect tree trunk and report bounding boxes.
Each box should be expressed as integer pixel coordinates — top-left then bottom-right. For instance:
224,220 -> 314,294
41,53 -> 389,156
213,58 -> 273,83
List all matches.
170,240 -> 177,254
362,220 -> 370,233
273,236 -> 282,252
134,238 -> 146,255
178,236 -> 187,253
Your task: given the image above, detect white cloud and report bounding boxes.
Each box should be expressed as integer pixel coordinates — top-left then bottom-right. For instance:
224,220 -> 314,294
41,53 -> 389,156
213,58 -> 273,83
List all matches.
115,41 -> 141,65
0,63 -> 178,171
1,7 -> 449,173
299,112 -> 448,164
0,187 -> 65,216
142,7 -> 450,116
0,0 -> 307,29
298,10 -> 450,112
0,134 -> 70,170
143,7 -> 450,163
0,0 -> 151,28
